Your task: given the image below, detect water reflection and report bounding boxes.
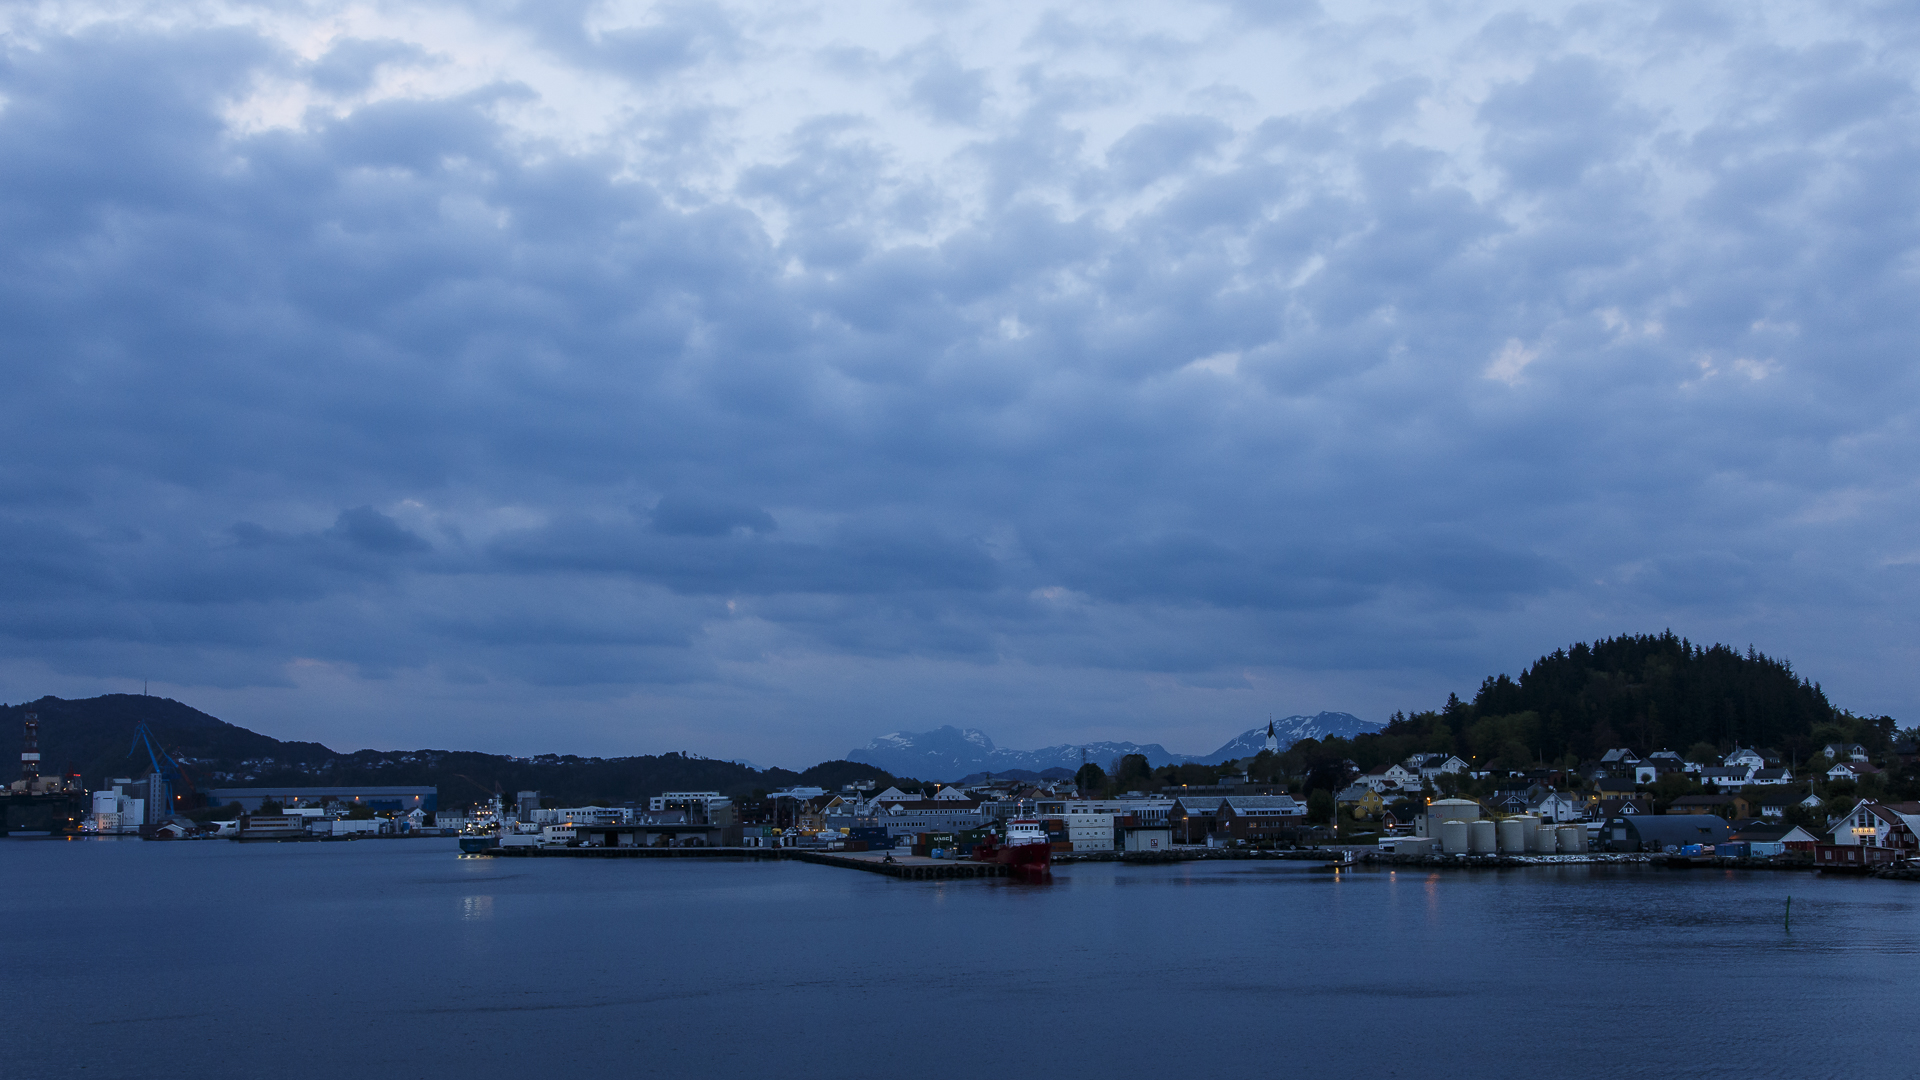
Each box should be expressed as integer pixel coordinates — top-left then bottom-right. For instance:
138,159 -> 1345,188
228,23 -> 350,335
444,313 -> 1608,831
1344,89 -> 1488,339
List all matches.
10,842 -> 1920,1079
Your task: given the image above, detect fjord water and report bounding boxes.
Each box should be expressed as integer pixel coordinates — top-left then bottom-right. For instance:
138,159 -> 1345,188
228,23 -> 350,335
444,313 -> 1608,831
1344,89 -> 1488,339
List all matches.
4,840 -> 1915,1079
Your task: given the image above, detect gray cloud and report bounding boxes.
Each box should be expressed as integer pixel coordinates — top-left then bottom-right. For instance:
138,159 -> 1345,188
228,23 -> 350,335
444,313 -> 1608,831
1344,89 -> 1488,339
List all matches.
0,2 -> 1915,763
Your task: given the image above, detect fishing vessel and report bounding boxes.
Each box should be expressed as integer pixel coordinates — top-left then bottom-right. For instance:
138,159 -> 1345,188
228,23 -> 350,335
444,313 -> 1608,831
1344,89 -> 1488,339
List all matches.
972,818 -> 1052,874
457,794 -> 503,854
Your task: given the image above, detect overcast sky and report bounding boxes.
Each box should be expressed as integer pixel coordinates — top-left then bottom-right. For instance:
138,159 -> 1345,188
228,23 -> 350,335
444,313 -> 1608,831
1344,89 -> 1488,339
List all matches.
1,1 -> 1915,766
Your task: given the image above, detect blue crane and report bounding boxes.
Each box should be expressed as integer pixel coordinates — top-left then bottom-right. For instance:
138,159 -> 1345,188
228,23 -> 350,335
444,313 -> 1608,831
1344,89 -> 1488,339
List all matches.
129,722 -> 194,815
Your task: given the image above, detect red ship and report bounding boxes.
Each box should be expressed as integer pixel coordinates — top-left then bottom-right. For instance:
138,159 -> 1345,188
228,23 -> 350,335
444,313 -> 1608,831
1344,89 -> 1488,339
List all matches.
973,818 -> 1052,875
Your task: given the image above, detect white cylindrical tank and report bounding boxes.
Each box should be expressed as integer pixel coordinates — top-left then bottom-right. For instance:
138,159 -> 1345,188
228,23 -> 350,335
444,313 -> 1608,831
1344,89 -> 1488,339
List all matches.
1529,822 -> 1556,853
1557,825 -> 1584,853
1469,819 -> 1497,854
1428,798 -> 1481,820
1440,819 -> 1470,855
1497,817 -> 1526,854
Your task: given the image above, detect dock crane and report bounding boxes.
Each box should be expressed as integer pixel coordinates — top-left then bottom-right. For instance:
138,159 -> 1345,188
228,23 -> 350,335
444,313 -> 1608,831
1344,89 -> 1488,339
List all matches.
130,722 -> 202,815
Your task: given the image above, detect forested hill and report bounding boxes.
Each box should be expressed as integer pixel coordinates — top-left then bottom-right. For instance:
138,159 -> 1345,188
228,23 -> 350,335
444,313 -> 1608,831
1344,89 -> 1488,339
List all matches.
1351,633 -> 1882,770
0,695 -> 894,808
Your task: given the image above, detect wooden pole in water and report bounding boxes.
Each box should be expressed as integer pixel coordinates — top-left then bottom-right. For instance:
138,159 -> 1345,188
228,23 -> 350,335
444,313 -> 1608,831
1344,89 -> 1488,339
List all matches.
1785,895 -> 1791,931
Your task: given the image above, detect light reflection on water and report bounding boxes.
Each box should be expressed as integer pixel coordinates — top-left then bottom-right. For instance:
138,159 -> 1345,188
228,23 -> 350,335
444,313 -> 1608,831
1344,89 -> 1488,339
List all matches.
5,840 -> 1918,1079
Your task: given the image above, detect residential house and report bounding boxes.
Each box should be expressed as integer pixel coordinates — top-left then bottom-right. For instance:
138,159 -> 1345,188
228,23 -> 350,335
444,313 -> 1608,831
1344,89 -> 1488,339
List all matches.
1827,800 -> 1920,852
1529,791 -> 1583,824
1822,743 -> 1870,763
1633,760 -> 1687,785
1408,754 -> 1470,780
1336,785 -> 1384,819
932,785 -> 975,801
1700,766 -> 1754,789
1724,748 -> 1768,771
1600,748 -> 1641,766
1360,762 -> 1422,793
1747,767 -> 1794,786
1733,789 -> 1819,820
1827,762 -> 1883,782
1489,791 -> 1530,815
1594,797 -> 1652,820
1594,777 -> 1641,800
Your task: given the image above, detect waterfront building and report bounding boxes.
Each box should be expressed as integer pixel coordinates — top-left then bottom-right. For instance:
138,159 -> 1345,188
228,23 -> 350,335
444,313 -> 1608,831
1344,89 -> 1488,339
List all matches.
1602,814 -> 1732,852
873,798 -> 987,841
1826,800 -> 1920,851
1064,810 -> 1114,852
649,791 -> 731,814
204,785 -> 437,814
1215,796 -> 1307,843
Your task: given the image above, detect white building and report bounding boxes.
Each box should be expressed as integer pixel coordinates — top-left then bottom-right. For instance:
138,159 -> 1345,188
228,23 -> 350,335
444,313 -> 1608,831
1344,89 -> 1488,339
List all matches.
1530,792 -> 1583,823
1065,809 -> 1115,852
649,791 -> 732,813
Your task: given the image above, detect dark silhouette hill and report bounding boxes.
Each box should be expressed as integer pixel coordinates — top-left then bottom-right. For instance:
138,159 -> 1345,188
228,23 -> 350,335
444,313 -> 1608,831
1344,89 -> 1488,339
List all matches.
1343,632 -> 1887,770
0,695 -> 893,809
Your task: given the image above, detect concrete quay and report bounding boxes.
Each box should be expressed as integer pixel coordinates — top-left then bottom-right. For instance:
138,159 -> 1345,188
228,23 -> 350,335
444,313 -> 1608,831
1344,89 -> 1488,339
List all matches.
483,844 -> 1013,880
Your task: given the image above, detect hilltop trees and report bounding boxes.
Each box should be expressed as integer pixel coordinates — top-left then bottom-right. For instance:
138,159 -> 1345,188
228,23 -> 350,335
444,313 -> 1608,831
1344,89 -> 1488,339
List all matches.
1358,633 -> 1847,768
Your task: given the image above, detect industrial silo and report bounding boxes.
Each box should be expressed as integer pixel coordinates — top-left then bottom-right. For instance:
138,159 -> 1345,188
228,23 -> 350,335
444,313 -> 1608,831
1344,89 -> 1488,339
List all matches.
1422,798 -> 1481,838
1556,825 -> 1585,853
1496,817 -> 1527,854
1468,819 -> 1497,854
1526,820 -> 1554,853
1439,819 -> 1470,855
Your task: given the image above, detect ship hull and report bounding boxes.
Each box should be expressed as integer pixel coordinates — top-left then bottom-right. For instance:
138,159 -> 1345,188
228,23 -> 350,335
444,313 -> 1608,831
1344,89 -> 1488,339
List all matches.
973,840 -> 1051,873
458,835 -> 499,854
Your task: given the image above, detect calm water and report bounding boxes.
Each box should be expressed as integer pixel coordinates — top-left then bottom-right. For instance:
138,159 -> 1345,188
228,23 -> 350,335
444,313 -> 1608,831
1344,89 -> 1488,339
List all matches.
3,838 -> 1915,1079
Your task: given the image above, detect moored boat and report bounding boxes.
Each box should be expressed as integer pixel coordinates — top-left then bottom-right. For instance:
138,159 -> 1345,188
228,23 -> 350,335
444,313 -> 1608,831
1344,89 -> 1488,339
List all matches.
972,819 -> 1051,874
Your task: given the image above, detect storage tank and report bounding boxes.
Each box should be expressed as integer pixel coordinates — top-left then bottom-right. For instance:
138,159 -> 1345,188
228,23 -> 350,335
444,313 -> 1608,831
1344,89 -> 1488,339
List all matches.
1468,819 -> 1497,854
1557,825 -> 1585,853
1439,819 -> 1470,855
1496,817 -> 1527,854
1533,822 -> 1558,853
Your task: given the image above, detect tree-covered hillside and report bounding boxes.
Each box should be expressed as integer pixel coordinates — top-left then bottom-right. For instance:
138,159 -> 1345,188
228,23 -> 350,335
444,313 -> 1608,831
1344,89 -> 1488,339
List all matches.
1303,632 -> 1893,775
0,695 -> 898,809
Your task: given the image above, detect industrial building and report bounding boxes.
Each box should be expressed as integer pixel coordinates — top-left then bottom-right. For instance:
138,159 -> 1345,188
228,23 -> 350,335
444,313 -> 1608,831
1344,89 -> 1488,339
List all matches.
1603,814 -> 1733,852
204,785 -> 438,813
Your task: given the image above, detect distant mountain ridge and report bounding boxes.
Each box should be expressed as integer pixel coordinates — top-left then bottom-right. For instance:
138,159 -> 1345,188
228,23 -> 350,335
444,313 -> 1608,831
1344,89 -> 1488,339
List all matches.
849,712 -> 1381,781
1203,712 -> 1385,760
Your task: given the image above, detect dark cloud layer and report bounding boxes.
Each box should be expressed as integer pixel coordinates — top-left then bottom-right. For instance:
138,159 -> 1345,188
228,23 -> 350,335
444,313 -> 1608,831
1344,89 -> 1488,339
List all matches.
0,3 -> 1915,762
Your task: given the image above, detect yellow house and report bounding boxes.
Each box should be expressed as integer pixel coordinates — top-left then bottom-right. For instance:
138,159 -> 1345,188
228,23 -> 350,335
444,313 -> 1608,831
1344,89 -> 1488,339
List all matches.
1338,785 -> 1384,819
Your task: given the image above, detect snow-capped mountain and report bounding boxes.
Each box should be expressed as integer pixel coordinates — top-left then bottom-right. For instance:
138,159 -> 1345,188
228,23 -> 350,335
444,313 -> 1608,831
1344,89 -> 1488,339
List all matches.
848,727 -> 1189,780
1201,712 -> 1384,760
849,712 -> 1382,781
